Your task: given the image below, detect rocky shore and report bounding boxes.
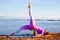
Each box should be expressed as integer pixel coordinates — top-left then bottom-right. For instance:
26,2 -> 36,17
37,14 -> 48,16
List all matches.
0,33 -> 60,40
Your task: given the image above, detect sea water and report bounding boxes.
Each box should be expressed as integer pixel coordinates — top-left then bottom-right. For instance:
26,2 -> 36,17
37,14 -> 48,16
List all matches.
0,19 -> 60,36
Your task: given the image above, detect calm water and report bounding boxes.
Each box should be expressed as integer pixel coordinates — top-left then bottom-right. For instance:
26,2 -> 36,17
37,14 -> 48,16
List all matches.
0,19 -> 60,35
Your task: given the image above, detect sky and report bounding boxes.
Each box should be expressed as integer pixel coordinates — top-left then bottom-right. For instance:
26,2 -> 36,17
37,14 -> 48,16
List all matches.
0,0 -> 60,19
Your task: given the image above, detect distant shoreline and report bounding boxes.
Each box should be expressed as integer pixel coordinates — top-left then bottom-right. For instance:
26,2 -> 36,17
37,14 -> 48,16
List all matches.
0,19 -> 60,21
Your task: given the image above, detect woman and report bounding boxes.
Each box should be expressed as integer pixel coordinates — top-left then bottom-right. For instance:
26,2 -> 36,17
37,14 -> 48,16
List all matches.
10,2 -> 49,37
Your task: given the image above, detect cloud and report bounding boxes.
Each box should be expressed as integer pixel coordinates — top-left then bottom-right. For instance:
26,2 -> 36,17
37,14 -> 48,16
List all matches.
0,13 -> 2,16
0,0 -> 20,2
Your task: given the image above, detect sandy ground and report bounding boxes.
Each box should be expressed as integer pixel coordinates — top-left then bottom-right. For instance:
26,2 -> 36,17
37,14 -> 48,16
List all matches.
0,33 -> 60,40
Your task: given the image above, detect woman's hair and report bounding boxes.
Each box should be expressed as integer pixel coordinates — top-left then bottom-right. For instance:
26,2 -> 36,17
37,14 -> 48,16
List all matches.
44,30 -> 49,35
